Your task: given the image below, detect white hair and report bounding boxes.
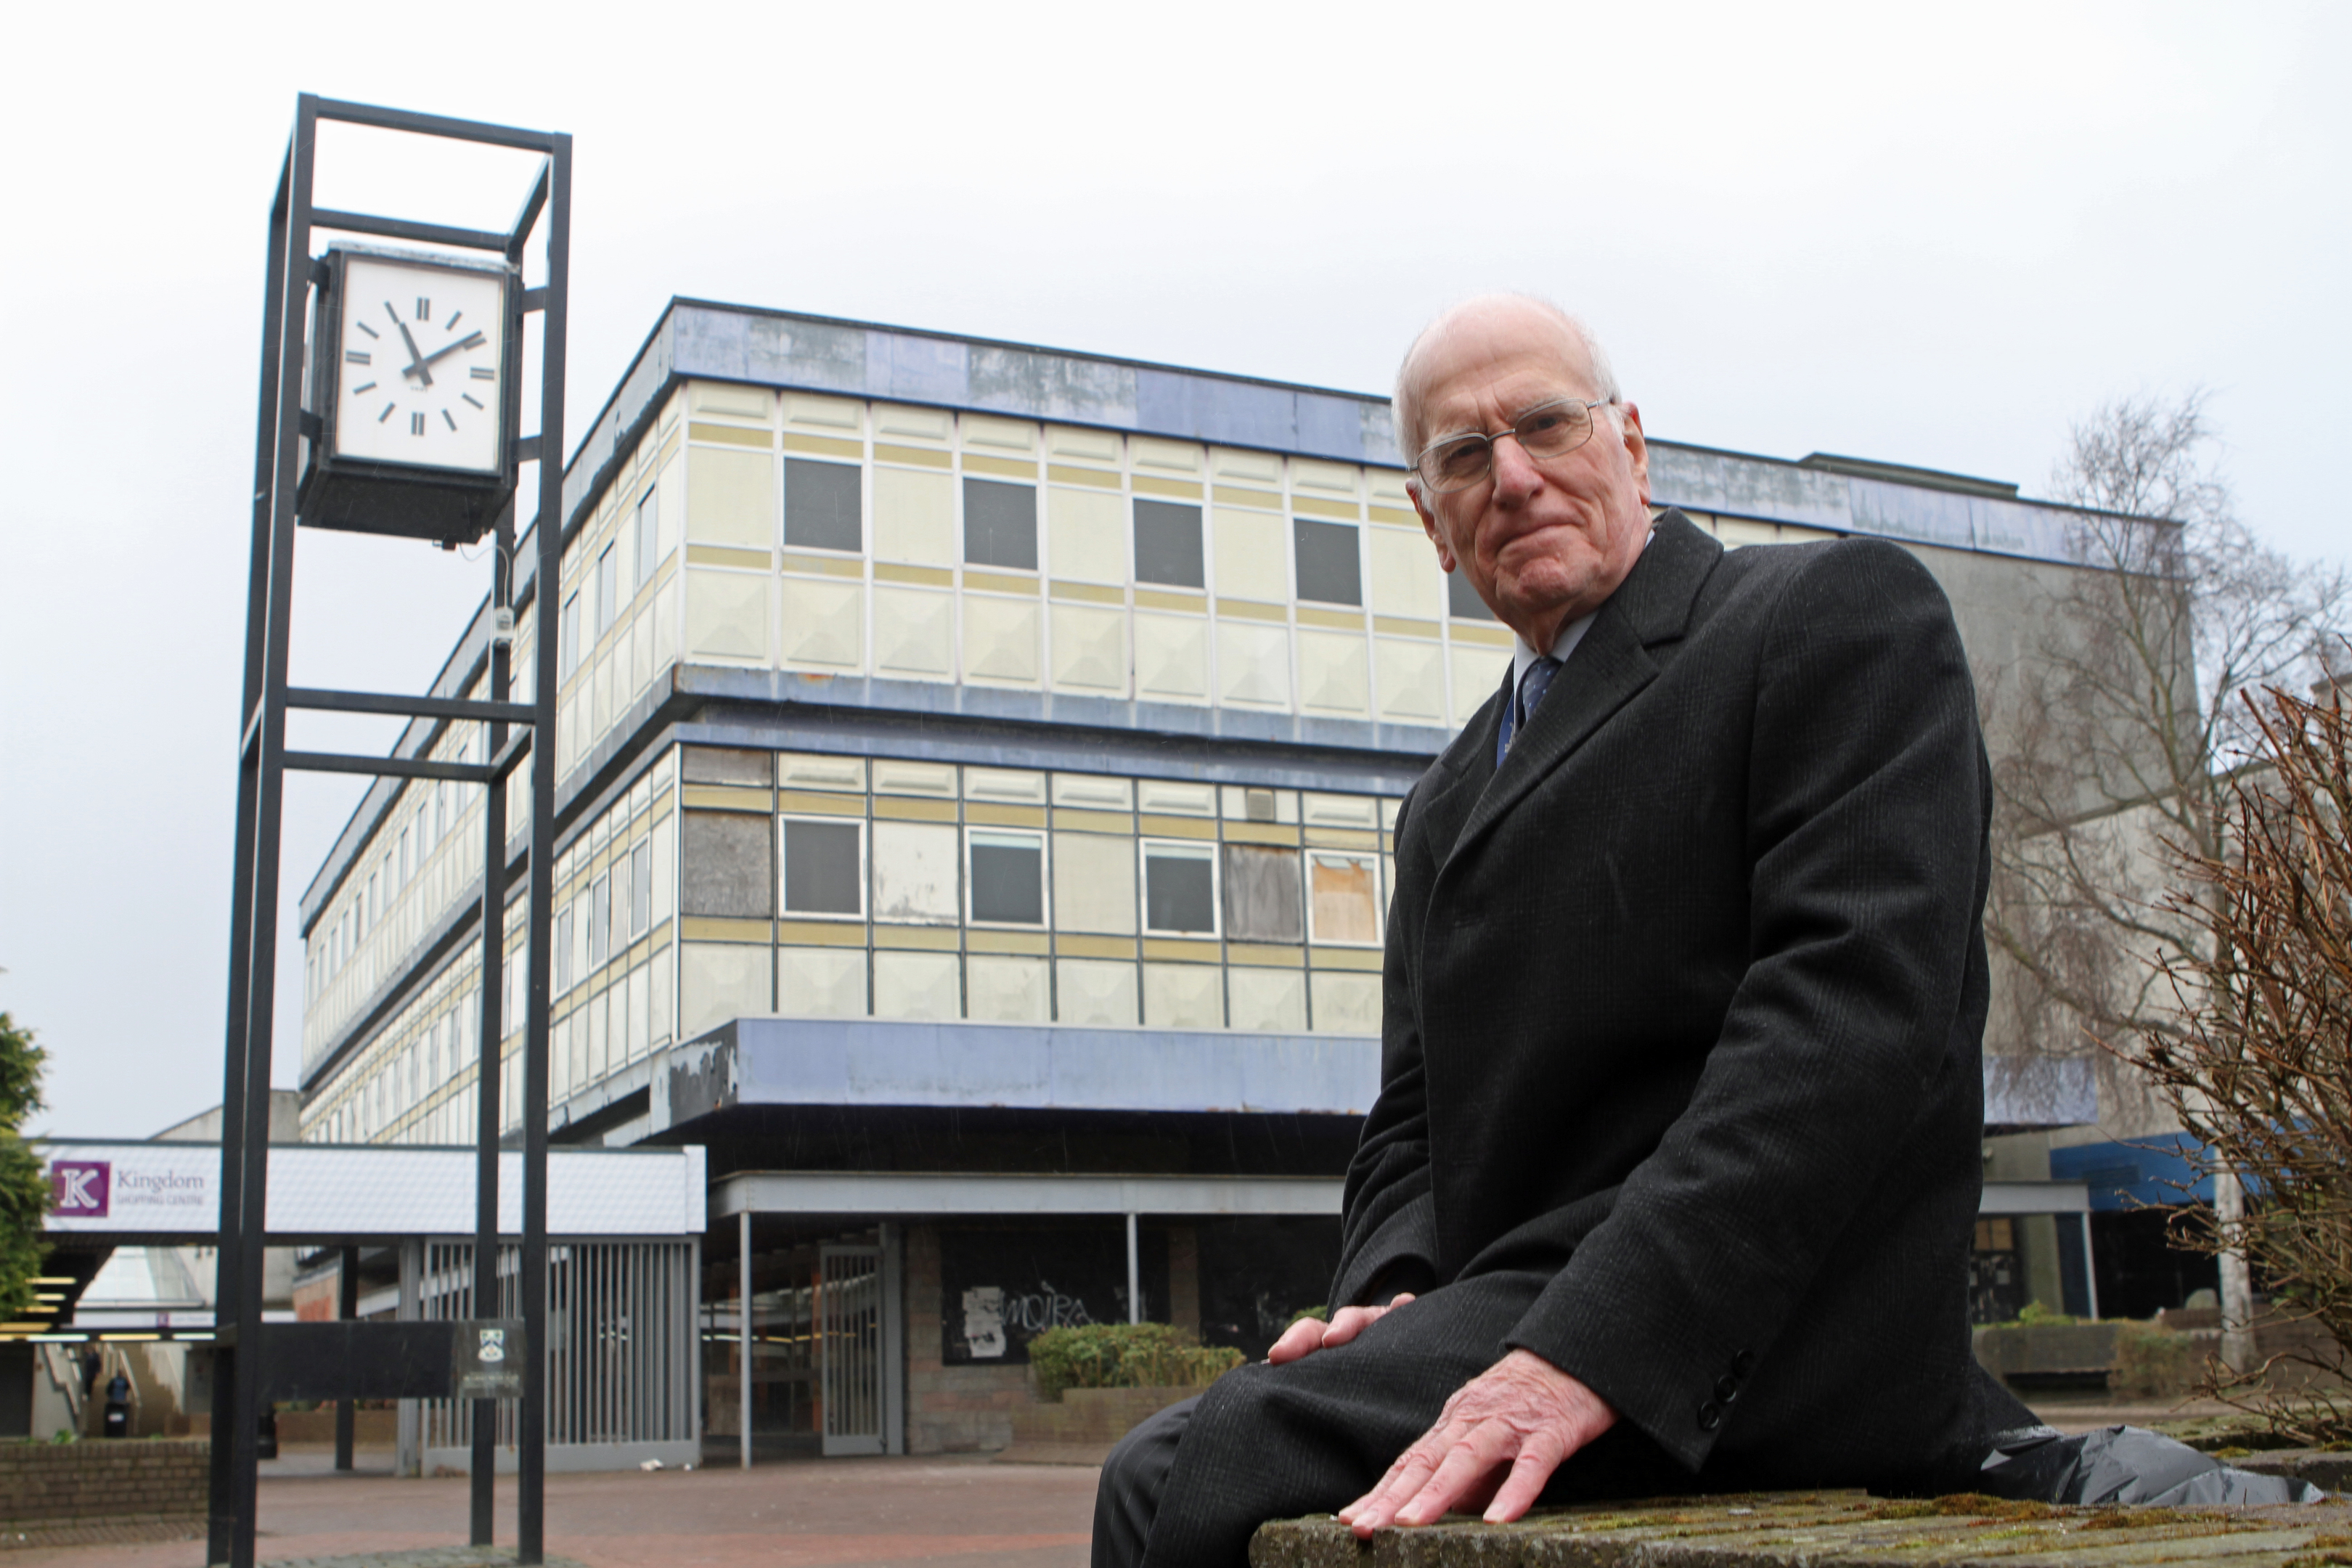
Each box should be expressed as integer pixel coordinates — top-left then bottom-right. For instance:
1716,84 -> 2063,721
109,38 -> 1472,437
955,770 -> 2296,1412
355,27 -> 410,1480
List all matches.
1392,293 -> 1622,469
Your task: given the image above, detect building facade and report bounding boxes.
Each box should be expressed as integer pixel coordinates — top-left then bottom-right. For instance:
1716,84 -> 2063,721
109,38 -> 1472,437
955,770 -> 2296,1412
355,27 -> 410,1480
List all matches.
295,302 -> 2139,1455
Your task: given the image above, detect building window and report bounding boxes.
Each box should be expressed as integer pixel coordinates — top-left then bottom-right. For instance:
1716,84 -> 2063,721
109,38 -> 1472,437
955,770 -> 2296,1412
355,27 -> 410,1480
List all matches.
630,840 -> 653,936
780,818 -> 862,917
634,489 -> 660,588
1133,499 -> 1204,589
1308,852 -> 1381,945
785,460 -> 862,553
560,592 -> 581,679
588,873 -> 611,968
553,909 -> 573,992
596,544 -> 618,634
1294,519 -> 1361,606
1143,841 -> 1217,935
963,478 -> 1037,570
1222,844 -> 1302,943
1447,569 -> 1493,620
969,831 -> 1045,925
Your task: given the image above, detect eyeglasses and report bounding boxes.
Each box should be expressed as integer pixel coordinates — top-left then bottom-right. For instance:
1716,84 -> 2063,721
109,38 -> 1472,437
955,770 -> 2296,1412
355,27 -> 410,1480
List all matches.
1411,396 -> 1612,494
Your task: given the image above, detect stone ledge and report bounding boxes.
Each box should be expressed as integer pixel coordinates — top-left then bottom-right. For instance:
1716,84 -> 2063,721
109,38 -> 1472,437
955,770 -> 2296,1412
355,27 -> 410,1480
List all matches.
1249,1490 -> 2352,1566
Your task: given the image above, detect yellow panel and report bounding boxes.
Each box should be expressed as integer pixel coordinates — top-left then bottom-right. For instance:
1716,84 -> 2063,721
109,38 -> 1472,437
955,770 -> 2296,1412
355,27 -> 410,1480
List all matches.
1131,436 -> 1203,475
875,562 -> 952,587
1369,528 -> 1440,618
1209,448 -> 1280,484
1143,961 -> 1223,1026
968,955 -> 1050,1021
1375,636 -> 1445,722
967,930 -> 1050,955
774,920 -> 867,948
684,569 -> 770,662
966,801 -> 1048,828
1045,425 -> 1120,463
693,382 -> 772,420
1306,827 -> 1379,849
963,594 -> 1041,685
873,950 -> 960,1020
1449,621 -> 1514,648
873,795 -> 957,822
1309,946 -> 1384,972
873,466 -> 955,564
1212,509 -> 1287,601
1053,830 -> 1138,935
1135,587 -> 1206,613
1143,937 -> 1221,963
875,925 -> 960,950
1137,816 -> 1216,841
780,576 -> 862,669
682,784 -> 772,811
1217,621 -> 1291,709
1368,505 -> 1420,529
690,422 -> 772,449
1047,486 -> 1127,584
1134,612 -> 1208,701
1055,958 -> 1137,1025
1047,463 -> 1122,490
1050,603 -> 1127,693
874,443 -> 952,470
1290,458 -> 1359,497
1310,970 -> 1381,1033
963,453 -> 1037,481
1297,630 -> 1369,716
686,545 -> 771,571
1131,474 -> 1204,500
1051,580 -> 1124,605
777,945 -> 867,1017
1219,821 -> 1299,846
872,586 -> 953,677
964,569 -> 1039,597
777,789 -> 866,817
1056,934 -> 1138,960
1290,493 -> 1360,520
1296,605 -> 1360,631
783,433 -> 862,460
685,447 -> 775,548
782,393 -> 862,434
781,550 -> 865,579
1053,807 -> 1134,833
1212,484 -> 1281,511
961,414 -> 1037,454
1373,616 -> 1439,638
873,404 -> 952,443
1229,967 -> 1307,1032
1225,942 -> 1304,968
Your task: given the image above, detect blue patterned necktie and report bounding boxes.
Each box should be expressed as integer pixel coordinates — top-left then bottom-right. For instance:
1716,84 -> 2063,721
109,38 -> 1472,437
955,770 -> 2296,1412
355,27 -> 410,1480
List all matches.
1500,654 -> 1563,761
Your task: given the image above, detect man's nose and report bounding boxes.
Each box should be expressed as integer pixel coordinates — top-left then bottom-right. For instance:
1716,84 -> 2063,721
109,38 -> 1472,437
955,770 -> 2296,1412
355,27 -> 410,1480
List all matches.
1489,432 -> 1545,500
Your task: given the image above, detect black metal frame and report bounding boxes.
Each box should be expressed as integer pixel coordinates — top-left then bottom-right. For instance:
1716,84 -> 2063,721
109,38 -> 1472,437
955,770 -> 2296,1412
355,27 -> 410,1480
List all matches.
214,94 -> 568,1568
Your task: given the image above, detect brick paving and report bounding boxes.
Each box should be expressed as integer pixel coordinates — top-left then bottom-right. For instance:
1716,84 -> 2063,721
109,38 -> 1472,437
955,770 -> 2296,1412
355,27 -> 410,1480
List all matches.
0,1456 -> 1096,1568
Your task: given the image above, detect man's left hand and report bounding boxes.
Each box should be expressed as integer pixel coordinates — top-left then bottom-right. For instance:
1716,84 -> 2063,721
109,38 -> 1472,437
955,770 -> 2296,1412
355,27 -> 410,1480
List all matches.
1337,1349 -> 1617,1536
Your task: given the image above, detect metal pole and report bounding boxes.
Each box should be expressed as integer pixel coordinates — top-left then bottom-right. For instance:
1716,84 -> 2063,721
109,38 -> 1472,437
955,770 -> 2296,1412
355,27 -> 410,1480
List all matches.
225,91 -> 320,1568
335,1247 -> 359,1471
2081,1212 -> 2102,1323
471,515 -> 513,1545
738,1209 -> 751,1471
209,132 -> 293,1568
516,131 -> 571,1567
1126,1213 -> 1140,1325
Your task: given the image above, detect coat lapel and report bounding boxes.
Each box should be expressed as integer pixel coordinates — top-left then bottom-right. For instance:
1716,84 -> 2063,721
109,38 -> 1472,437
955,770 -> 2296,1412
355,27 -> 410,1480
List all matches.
1445,513 -> 1721,865
1410,667 -> 1508,862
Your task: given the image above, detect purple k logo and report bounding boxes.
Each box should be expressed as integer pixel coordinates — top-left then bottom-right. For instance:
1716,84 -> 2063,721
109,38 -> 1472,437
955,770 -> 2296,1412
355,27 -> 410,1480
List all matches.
50,1161 -> 110,1218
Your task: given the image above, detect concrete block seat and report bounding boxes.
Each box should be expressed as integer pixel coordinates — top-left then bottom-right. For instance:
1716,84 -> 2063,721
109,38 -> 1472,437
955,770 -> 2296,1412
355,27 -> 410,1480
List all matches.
1249,1490 -> 2352,1567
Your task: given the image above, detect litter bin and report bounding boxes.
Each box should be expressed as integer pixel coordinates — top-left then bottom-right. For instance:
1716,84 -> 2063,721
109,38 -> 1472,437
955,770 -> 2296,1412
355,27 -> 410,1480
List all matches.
102,1372 -> 129,1439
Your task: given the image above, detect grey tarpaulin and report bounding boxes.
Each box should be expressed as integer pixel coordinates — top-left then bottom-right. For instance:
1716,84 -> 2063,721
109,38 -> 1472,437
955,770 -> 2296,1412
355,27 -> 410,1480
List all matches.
1979,1424 -> 2323,1506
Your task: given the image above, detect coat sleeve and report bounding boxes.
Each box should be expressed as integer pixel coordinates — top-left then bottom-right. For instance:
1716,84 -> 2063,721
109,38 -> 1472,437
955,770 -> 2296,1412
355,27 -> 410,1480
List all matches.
1502,538 -> 1989,1469
1329,784 -> 1442,1310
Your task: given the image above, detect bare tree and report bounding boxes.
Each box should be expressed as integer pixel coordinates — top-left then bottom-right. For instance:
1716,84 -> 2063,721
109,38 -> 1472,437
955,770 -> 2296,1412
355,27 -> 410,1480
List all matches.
1983,391 -> 2348,1351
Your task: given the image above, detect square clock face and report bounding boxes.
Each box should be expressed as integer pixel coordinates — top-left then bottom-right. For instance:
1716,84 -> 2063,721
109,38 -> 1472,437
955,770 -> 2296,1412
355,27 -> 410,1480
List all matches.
332,255 -> 507,473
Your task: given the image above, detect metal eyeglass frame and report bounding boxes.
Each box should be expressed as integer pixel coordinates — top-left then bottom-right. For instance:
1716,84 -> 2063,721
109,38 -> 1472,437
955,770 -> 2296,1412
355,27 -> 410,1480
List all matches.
1412,396 -> 1614,494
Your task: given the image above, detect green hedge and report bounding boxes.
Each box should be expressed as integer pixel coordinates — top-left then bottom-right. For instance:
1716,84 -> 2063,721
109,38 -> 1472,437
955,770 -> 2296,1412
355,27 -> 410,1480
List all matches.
1027,1323 -> 1245,1402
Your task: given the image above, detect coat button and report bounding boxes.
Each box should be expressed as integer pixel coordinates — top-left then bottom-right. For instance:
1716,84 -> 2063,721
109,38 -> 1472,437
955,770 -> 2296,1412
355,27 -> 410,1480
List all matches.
1714,1375 -> 1740,1403
1731,1349 -> 1756,1377
1696,1401 -> 1723,1431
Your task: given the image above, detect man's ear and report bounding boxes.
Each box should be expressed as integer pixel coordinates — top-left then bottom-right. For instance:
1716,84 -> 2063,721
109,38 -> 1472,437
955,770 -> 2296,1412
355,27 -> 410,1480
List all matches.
1617,401 -> 1651,507
1409,480 -> 1458,573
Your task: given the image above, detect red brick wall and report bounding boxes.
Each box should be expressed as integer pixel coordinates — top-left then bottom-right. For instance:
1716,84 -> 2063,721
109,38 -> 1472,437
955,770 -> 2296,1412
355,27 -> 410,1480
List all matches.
0,1440 -> 208,1523
904,1224 -> 1032,1455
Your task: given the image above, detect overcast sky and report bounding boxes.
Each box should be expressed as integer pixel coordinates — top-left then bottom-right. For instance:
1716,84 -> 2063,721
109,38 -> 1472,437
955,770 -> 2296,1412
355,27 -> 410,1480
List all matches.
4,1 -> 2345,1138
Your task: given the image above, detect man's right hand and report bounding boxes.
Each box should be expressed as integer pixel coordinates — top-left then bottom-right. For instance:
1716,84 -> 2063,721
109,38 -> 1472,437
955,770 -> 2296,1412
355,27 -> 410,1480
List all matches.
1265,1294 -> 1416,1365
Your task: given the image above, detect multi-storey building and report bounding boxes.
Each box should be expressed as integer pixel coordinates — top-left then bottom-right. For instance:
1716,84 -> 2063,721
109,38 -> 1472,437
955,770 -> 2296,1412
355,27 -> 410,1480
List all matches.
295,301 -> 2144,1455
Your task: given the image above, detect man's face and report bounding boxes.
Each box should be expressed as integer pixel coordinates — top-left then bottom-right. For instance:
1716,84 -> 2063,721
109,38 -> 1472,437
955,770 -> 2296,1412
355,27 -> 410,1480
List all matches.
1406,302 -> 1652,649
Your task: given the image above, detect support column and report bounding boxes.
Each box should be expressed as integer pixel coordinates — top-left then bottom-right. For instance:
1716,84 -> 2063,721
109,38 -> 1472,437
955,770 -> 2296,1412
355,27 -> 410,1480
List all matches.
1125,1213 -> 1140,1325
334,1247 -> 359,1471
738,1209 -> 752,1471
2079,1212 -> 2102,1322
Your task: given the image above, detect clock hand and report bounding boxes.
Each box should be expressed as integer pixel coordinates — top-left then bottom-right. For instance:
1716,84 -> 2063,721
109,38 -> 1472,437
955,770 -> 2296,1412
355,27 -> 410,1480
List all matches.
418,330 -> 488,369
393,319 -> 435,388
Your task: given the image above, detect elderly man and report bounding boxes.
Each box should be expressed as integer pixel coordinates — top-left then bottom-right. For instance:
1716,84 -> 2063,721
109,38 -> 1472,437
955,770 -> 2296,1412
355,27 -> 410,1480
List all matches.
1092,295 -> 2033,1568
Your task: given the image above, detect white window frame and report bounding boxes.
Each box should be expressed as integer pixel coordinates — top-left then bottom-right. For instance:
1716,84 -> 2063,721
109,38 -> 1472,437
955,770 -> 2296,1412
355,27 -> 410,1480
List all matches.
777,814 -> 867,921
1306,849 -> 1385,947
965,827 -> 1049,928
1138,838 -> 1220,939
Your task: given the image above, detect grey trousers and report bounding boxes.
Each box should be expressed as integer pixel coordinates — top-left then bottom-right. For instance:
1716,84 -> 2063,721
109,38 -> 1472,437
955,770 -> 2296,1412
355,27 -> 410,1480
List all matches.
1090,1271 -> 1689,1568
